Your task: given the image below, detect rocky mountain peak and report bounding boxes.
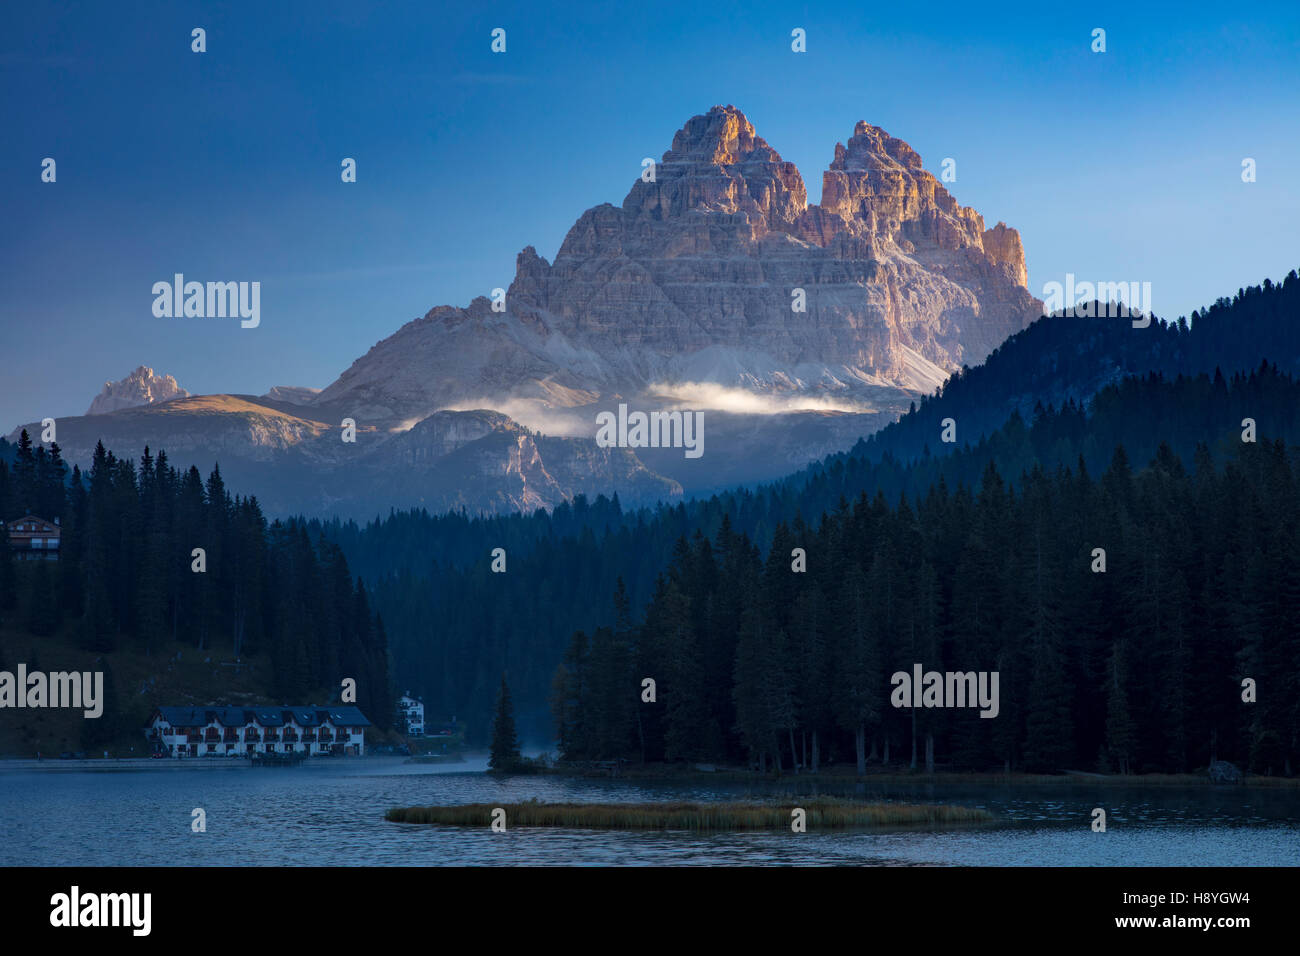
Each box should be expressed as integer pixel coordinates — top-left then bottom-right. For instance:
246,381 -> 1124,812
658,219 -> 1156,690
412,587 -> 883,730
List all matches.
619,104 -> 807,237
667,104 -> 773,166
808,119 -> 1029,289
87,366 -> 189,416
318,106 -> 1043,426
839,122 -> 925,172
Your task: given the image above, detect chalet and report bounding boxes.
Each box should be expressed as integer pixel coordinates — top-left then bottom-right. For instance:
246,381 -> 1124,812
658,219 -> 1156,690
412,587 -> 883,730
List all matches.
6,514 -> 60,561
396,692 -> 424,736
144,705 -> 370,757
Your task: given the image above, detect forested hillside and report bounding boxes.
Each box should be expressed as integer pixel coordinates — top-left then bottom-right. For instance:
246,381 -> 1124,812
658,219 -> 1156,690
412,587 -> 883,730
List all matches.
319,273 -> 1299,748
555,433 -> 1298,775
349,365 -> 1300,750
327,271 -> 1300,586
836,270 -> 1300,469
0,435 -> 393,743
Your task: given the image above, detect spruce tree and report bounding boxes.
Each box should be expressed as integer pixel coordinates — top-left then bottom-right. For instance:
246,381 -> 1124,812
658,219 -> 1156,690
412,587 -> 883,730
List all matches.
489,673 -> 521,771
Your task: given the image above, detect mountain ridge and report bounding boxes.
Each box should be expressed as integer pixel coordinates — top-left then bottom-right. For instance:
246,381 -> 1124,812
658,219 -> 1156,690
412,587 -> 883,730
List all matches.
13,106 -> 1045,516
316,105 -> 1041,426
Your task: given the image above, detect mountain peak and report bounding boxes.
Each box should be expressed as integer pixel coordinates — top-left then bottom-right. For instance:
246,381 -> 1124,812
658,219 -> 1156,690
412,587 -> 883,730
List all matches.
812,119 -> 1029,292
87,366 -> 189,416
667,104 -> 771,166
322,108 -> 1041,426
835,122 -> 924,172
618,104 -> 808,234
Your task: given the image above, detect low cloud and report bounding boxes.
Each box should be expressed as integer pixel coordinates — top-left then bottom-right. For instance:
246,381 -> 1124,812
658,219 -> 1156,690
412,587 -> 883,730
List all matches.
647,382 -> 875,415
397,384 -> 877,441
435,399 -> 592,438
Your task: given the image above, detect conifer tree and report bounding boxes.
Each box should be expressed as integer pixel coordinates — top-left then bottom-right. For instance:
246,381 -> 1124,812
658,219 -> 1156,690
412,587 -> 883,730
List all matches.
489,673 -> 522,771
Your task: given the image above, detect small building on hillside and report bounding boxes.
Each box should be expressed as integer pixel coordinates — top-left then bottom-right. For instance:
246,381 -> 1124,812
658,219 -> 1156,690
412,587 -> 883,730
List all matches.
396,693 -> 424,736
145,705 -> 371,757
6,514 -> 60,561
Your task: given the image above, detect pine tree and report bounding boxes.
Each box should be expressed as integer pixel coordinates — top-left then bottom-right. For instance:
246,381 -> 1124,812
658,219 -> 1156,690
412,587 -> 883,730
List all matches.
1105,641 -> 1137,774
0,463 -> 16,614
732,601 -> 778,772
25,560 -> 57,636
489,673 -> 522,771
13,430 -> 36,513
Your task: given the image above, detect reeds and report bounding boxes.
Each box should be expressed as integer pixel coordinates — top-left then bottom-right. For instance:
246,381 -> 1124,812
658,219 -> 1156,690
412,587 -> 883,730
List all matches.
384,797 -> 992,830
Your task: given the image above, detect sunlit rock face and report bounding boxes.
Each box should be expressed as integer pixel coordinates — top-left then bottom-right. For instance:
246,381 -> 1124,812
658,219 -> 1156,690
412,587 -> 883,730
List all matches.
86,366 -> 189,416
316,105 -> 1041,427
47,107 -> 1044,516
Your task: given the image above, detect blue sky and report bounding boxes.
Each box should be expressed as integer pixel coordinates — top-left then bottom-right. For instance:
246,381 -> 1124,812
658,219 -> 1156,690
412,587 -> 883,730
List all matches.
3,0 -> 1298,429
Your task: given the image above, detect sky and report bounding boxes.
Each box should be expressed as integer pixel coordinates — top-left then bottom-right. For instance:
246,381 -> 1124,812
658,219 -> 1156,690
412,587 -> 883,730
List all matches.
2,0 -> 1299,430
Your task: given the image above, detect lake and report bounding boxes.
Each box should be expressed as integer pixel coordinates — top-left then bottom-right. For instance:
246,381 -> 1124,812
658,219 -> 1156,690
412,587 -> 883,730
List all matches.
2,756 -> 1297,866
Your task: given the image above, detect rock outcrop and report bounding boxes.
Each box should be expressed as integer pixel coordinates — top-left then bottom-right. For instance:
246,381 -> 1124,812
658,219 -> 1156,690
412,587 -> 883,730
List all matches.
317,105 -> 1042,425
86,366 -> 189,416
47,107 -> 1045,518
10,400 -> 679,519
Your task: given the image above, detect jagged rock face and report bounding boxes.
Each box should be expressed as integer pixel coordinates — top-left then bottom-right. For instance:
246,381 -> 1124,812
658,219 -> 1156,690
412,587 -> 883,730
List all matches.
87,366 -> 189,416
624,106 -> 809,240
47,107 -> 1043,519
318,105 -> 1042,424
10,400 -> 679,519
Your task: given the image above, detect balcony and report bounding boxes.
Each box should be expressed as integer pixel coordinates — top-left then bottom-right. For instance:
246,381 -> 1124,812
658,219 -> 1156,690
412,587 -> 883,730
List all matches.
302,732 -> 316,742
263,732 -> 280,742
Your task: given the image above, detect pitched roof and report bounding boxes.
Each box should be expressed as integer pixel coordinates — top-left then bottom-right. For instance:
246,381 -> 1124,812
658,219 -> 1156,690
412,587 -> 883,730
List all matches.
252,708 -> 284,727
152,705 -> 371,728
323,705 -> 371,727
6,515 -> 59,532
288,707 -> 320,727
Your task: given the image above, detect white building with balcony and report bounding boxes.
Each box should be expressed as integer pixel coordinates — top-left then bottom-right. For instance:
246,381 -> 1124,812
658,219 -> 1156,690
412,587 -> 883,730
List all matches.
145,705 -> 371,757
396,693 -> 424,736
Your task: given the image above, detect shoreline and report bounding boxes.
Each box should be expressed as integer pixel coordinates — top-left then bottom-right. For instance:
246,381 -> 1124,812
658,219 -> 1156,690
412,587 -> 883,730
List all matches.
4,756 -> 1293,789
527,764 -> 1298,788
0,755 -> 404,772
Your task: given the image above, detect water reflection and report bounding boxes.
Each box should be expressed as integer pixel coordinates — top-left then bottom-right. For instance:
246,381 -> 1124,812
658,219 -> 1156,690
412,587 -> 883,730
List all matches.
1,757 -> 1296,866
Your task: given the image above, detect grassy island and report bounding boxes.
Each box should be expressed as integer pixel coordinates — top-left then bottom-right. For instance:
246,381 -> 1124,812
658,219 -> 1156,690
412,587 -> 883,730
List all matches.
385,797 -> 993,830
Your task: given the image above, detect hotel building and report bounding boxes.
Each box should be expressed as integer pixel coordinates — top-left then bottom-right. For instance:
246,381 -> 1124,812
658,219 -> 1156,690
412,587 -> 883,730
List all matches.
145,705 -> 370,757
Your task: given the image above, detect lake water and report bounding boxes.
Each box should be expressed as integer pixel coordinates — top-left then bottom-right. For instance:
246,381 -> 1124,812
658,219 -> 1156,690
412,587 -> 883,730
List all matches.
2,756 -> 1297,866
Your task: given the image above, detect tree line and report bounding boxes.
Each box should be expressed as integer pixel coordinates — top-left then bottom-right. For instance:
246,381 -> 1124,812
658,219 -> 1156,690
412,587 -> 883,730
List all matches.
327,270 -> 1300,587
0,434 -> 392,729
554,432 -> 1298,776
351,363 -> 1300,748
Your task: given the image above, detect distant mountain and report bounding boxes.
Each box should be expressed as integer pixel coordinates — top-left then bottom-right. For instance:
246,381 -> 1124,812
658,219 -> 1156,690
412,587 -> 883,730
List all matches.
10,395 -> 680,517
15,106 -> 1043,515
316,105 -> 1039,425
324,272 -> 1300,744
330,269 -> 1300,582
86,366 -> 188,416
